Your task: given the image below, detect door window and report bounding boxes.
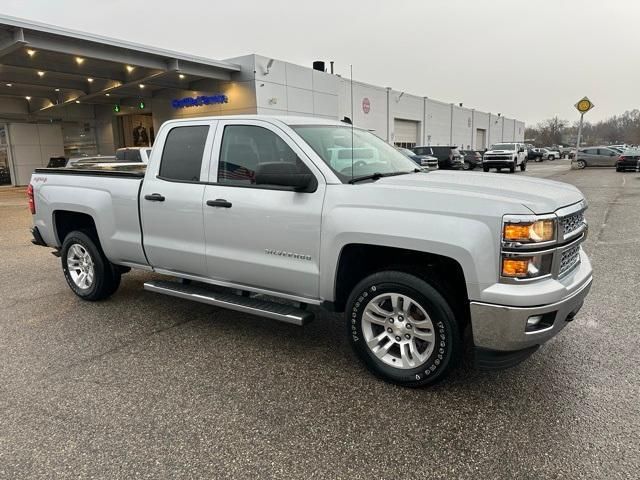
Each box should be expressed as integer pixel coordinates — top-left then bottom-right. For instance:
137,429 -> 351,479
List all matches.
217,125 -> 311,186
159,126 -> 209,182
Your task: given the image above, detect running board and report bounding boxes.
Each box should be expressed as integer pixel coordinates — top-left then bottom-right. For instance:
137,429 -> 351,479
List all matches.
143,280 -> 314,326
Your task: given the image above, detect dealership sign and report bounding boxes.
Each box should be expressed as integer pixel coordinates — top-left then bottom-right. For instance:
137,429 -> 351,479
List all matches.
362,97 -> 370,114
171,94 -> 228,109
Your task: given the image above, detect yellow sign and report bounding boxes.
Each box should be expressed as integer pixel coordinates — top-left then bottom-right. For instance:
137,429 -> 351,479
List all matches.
575,97 -> 594,113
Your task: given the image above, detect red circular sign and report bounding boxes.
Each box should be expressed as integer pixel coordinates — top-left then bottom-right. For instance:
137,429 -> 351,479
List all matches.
362,97 -> 370,114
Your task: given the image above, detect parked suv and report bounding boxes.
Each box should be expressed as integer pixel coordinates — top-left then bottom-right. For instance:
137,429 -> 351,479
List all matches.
482,143 -> 527,173
412,145 -> 464,169
395,147 -> 439,170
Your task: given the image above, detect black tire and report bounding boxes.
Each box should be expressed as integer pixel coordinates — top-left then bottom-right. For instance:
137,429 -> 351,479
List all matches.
462,161 -> 470,171
520,161 -> 527,171
61,230 -> 121,301
509,164 -> 515,173
549,155 -> 555,161
483,166 -> 489,172
346,271 -> 461,387
576,159 -> 587,169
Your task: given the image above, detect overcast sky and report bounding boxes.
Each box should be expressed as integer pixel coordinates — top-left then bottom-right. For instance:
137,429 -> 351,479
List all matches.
3,0 -> 638,125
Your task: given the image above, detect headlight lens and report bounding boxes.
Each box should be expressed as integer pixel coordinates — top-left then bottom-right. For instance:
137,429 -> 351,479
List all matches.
502,253 -> 553,279
503,219 -> 555,243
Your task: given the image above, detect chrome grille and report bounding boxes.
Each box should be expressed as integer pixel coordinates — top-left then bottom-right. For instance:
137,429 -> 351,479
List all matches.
559,244 -> 581,275
560,211 -> 585,237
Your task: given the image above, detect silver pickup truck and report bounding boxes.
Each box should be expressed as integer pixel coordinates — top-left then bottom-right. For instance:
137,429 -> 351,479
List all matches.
28,115 -> 593,387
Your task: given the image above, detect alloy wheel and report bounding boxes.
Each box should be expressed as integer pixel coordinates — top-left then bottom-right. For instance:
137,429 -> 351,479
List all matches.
361,292 -> 436,369
66,243 -> 95,290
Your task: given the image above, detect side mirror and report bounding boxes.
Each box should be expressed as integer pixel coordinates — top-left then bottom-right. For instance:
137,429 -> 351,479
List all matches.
518,148 -> 525,153
255,162 -> 316,192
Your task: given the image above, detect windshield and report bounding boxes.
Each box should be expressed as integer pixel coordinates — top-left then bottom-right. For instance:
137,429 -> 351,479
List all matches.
490,143 -> 516,150
292,125 -> 418,183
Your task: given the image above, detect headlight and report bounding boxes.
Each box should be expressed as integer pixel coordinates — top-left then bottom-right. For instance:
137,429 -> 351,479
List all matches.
502,253 -> 553,279
503,218 -> 555,243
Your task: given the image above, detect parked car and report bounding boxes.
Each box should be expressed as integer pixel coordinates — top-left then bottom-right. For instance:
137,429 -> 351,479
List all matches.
572,146 -> 620,169
560,146 -> 573,158
395,147 -> 438,170
482,142 -> 527,172
66,155 -> 116,167
527,148 -> 544,162
412,145 -> 464,169
28,114 -> 592,387
545,148 -> 561,160
115,147 -> 152,164
616,149 -> 640,172
459,150 -> 483,170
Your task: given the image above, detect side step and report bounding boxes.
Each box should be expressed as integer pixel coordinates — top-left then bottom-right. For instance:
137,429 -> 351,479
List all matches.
143,280 -> 314,326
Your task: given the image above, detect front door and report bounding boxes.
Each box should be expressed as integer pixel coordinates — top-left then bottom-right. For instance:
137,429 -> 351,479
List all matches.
140,120 -> 216,277
202,120 -> 325,299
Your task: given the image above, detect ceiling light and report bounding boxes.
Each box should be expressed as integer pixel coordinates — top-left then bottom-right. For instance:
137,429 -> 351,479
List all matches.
54,88 -> 60,92
126,65 -> 134,73
5,83 -> 12,87
37,71 -> 45,77
139,84 -> 145,89
179,74 -> 185,79
105,93 -> 110,97
75,100 -> 80,103
87,78 -> 94,83
75,57 -> 84,64
26,49 -> 36,57
25,96 -> 31,100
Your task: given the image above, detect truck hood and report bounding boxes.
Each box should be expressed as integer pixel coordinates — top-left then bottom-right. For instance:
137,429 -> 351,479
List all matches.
485,149 -> 515,154
374,170 -> 584,214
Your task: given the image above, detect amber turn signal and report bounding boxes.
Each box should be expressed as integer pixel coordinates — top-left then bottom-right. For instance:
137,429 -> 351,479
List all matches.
502,258 -> 531,278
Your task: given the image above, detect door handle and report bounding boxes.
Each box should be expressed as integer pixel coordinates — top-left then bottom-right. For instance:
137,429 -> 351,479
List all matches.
144,193 -> 165,202
206,199 -> 232,208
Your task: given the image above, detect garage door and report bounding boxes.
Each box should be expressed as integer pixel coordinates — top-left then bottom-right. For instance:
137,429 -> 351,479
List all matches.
393,119 -> 419,148
476,128 -> 487,150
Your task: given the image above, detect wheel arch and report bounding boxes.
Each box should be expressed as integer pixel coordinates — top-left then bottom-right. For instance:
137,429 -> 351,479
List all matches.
53,210 -> 101,248
331,244 -> 471,333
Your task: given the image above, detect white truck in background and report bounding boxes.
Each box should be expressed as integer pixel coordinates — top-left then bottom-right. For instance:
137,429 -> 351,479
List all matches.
482,142 -> 528,173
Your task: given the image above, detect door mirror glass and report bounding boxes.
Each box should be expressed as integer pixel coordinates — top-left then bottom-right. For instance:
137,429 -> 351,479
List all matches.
255,162 -> 315,191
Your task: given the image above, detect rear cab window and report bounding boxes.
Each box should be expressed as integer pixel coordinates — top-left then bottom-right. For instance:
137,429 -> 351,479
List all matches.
159,126 -> 210,182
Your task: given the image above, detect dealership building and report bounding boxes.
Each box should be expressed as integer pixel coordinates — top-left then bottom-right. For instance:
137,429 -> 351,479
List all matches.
0,15 -> 525,186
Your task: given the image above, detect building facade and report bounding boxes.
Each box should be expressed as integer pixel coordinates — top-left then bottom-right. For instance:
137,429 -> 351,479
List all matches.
0,16 -> 524,186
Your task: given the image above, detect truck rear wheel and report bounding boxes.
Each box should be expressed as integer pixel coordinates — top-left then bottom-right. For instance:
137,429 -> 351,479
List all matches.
61,230 -> 121,301
346,271 -> 461,387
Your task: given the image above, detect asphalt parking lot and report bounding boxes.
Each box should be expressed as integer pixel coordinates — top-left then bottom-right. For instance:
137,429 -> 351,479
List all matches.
1,159 -> 638,479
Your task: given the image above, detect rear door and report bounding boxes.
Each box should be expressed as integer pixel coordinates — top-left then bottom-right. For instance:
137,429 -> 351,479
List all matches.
140,120 -> 216,277
597,148 -> 618,166
202,119 -> 325,299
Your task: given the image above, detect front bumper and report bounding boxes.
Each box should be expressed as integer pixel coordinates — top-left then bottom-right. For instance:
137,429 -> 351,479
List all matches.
470,274 -> 592,353
483,159 -> 515,168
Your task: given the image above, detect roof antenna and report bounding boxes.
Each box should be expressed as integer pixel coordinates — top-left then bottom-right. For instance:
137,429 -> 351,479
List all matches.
350,64 -> 354,181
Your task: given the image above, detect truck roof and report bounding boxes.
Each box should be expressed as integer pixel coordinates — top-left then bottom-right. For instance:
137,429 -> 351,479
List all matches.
162,114 -> 346,127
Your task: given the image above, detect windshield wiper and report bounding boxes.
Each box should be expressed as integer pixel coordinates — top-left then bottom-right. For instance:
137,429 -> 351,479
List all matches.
348,169 -> 421,184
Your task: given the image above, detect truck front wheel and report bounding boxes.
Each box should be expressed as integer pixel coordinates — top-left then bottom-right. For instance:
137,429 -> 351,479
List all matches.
61,230 -> 121,301
346,271 -> 461,387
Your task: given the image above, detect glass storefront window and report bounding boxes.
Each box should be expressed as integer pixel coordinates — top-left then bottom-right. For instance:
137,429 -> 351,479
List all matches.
62,121 -> 98,157
0,124 -> 11,186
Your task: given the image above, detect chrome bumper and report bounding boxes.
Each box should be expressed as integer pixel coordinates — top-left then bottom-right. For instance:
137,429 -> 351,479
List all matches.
469,276 -> 592,352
